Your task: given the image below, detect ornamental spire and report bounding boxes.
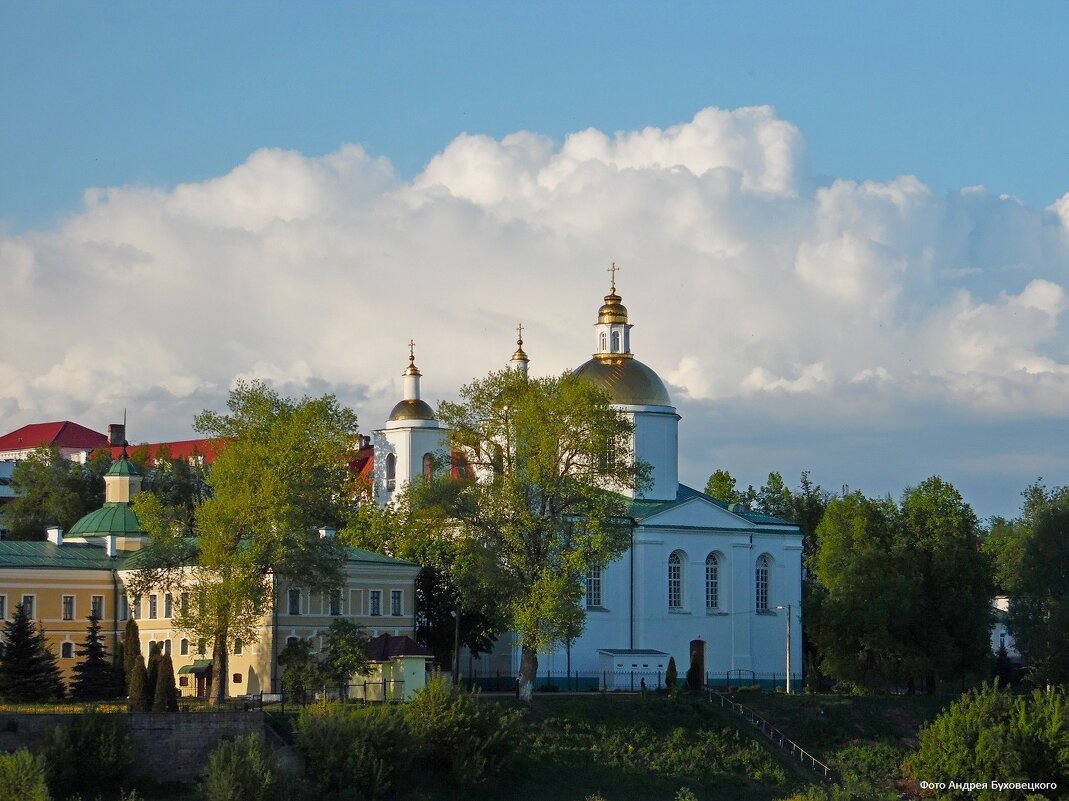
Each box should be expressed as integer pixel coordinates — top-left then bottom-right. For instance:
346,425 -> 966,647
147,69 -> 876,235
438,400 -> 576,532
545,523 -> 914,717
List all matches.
511,322 -> 529,376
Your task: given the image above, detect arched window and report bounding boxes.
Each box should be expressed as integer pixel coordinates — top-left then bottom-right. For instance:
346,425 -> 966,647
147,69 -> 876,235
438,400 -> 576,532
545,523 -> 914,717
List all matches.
668,551 -> 685,610
611,331 -> 621,352
385,453 -> 396,491
233,638 -> 243,655
61,641 -> 74,659
599,332 -> 608,352
706,553 -> 721,610
756,554 -> 771,610
586,565 -> 602,609
422,453 -> 434,480
163,639 -> 171,656
180,638 -> 189,656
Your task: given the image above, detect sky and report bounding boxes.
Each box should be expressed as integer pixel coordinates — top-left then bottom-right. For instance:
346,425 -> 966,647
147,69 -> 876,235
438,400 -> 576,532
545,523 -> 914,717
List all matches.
2,2 -> 1068,522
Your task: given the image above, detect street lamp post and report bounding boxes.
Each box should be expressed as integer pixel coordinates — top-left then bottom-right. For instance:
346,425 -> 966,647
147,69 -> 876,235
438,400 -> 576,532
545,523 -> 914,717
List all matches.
775,604 -> 792,693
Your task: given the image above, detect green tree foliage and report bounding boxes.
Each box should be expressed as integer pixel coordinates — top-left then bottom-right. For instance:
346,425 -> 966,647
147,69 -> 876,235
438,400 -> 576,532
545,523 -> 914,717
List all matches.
403,676 -> 521,785
342,498 -> 506,671
755,471 -> 794,519
139,442 -> 211,527
152,653 -> 179,712
665,656 -> 678,695
6,446 -> 110,540
423,369 -> 649,700
42,712 -> 132,798
200,732 -> 285,801
277,637 -> 319,702
809,478 -> 992,691
122,616 -> 141,688
1007,495 -> 1069,685
703,468 -> 756,507
127,656 -> 150,712
321,618 -> 371,688
145,641 -> 161,700
70,613 -> 118,701
130,380 -> 358,703
0,749 -> 50,801
905,683 -> 1069,800
295,704 -> 412,801
0,601 -> 64,701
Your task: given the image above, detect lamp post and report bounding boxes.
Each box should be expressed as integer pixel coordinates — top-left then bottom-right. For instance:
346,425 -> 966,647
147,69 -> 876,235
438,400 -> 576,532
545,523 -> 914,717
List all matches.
775,604 -> 792,693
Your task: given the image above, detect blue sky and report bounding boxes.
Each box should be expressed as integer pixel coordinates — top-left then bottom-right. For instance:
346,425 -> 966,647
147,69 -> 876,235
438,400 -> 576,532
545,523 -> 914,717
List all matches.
2,3 -> 1069,522
4,3 -> 1068,228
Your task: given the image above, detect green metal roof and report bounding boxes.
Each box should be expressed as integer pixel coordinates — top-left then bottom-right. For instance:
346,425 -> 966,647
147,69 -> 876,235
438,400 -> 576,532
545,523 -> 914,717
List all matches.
629,484 -> 800,530
0,540 -> 132,570
177,659 -> 212,675
344,546 -> 419,567
106,456 -> 140,477
67,502 -> 146,537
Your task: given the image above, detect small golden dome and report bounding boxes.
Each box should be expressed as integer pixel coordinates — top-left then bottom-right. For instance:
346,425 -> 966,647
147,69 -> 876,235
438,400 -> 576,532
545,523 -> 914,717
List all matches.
598,292 -> 629,325
388,399 -> 436,421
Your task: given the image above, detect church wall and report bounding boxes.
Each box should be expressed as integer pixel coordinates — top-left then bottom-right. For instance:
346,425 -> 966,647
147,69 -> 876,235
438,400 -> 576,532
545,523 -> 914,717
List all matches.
631,410 -> 679,501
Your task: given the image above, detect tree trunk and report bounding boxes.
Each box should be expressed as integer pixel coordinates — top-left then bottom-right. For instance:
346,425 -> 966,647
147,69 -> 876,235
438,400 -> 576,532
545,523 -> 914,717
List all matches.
210,635 -> 228,705
518,644 -> 538,702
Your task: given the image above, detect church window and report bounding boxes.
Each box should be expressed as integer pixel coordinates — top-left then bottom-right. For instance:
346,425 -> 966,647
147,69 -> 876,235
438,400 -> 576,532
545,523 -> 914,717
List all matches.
422,453 -> 434,480
385,453 -> 396,491
668,551 -> 685,610
756,554 -> 771,611
611,331 -> 621,352
706,553 -> 721,610
586,566 -> 602,608
600,332 -> 608,352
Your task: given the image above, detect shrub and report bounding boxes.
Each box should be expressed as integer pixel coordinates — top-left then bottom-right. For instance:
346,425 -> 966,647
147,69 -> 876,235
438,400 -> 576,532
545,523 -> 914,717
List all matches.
295,703 -> 412,800
665,657 -> 678,695
127,657 -> 150,712
200,732 -> 283,801
834,742 -> 903,785
404,676 -> 521,785
675,788 -> 698,801
0,749 -> 50,801
152,654 -> 179,713
42,712 -> 132,798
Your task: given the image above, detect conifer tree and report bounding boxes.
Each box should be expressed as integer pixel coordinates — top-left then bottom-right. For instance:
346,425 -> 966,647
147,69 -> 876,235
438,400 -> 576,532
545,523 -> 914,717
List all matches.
152,654 -> 179,713
122,616 -> 141,684
0,602 -> 64,701
70,614 -> 115,701
145,641 -> 161,701
127,657 -> 150,712
665,656 -> 678,695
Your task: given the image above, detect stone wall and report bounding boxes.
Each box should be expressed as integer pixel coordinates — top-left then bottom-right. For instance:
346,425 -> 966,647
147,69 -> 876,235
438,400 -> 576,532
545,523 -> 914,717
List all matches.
0,711 -> 266,784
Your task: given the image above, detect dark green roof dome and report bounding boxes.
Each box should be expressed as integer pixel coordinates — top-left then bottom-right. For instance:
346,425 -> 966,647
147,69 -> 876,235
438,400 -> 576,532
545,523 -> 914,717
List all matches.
388,398 -> 436,422
106,456 -> 140,477
68,503 -> 146,538
574,357 -> 672,406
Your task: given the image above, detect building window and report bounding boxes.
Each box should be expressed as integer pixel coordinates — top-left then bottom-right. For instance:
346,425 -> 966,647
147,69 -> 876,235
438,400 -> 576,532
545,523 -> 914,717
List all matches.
180,639 -> 189,656
611,331 -> 621,352
91,595 -> 104,619
119,596 -> 129,621
163,639 -> 171,656
233,639 -> 243,655
756,554 -> 771,611
600,332 -> 607,352
180,592 -> 189,616
391,590 -> 403,616
706,553 -> 720,610
422,452 -> 434,480
330,589 -> 342,616
232,673 -> 242,684
385,453 -> 396,491
288,588 -> 301,615
164,592 -> 173,618
179,676 -> 189,687
350,590 -> 362,616
286,636 -> 299,647
21,595 -> 35,619
62,595 -> 75,620
149,594 -> 158,619
61,642 -> 74,659
133,596 -> 141,620
0,595 -> 6,620
586,566 -> 602,609
369,590 -> 382,617
668,552 -> 684,610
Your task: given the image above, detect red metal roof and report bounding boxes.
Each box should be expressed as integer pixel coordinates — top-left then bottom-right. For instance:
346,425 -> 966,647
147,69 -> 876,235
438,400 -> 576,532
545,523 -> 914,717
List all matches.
0,421 -> 108,453
364,633 -> 432,661
108,439 -> 224,466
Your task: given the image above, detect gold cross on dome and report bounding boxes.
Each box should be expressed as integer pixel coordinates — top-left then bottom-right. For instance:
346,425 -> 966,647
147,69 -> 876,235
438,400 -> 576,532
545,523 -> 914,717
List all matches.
607,262 -> 619,292
516,322 -> 524,343
408,339 -> 416,362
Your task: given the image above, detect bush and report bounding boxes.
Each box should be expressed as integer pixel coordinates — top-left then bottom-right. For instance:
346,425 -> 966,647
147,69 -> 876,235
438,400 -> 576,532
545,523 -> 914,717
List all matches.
42,712 -> 132,798
834,742 -> 903,785
403,676 -> 521,785
0,749 -> 50,801
201,731 -> 284,801
295,703 -> 412,800
665,657 -> 678,695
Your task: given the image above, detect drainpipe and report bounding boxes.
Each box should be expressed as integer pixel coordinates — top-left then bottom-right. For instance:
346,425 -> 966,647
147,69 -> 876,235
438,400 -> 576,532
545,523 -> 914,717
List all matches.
111,569 -> 120,664
271,572 -> 279,693
629,523 -> 635,650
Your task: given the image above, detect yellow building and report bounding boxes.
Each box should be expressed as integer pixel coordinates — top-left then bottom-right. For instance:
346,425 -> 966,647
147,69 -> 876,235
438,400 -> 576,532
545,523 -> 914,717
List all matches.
0,454 -> 420,698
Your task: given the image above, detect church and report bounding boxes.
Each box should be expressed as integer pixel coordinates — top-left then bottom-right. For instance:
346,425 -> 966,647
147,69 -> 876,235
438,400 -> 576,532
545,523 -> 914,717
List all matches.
372,271 -> 804,687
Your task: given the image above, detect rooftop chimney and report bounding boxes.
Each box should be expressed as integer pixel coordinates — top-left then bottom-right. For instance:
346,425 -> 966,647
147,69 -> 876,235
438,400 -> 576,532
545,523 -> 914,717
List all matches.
107,424 -> 126,447
46,526 -> 63,546
103,535 -> 117,558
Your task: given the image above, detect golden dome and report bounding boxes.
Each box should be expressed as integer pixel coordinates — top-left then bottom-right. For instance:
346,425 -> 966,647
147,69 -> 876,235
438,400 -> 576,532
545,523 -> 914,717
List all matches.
388,399 -> 436,421
598,291 -> 629,325
574,356 -> 671,406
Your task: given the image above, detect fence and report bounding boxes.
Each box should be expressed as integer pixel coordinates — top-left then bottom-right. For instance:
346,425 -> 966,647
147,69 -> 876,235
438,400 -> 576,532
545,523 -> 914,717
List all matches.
706,686 -> 832,780
463,668 -> 805,693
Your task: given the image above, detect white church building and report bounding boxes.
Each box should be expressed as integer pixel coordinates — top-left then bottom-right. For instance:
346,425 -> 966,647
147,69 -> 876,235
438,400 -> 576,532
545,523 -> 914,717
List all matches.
371,276 -> 804,689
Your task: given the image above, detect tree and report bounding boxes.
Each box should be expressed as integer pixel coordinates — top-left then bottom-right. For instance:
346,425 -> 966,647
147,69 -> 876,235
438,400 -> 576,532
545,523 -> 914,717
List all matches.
145,641 -> 162,701
5,446 -> 109,540
808,478 -> 992,692
704,469 -> 740,503
122,616 -> 141,690
70,613 -> 117,701
131,380 -> 358,704
1007,496 -> 1069,685
127,657 -> 150,712
665,656 -> 678,695
755,471 -> 794,519
140,442 -> 211,527
277,637 -> 319,702
0,602 -> 64,701
321,619 -> 371,690
423,369 -> 649,701
153,653 -> 179,712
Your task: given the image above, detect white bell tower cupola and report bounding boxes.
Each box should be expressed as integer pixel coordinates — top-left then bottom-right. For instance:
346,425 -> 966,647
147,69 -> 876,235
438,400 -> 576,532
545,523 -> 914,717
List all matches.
595,263 -> 632,358
510,323 -> 530,378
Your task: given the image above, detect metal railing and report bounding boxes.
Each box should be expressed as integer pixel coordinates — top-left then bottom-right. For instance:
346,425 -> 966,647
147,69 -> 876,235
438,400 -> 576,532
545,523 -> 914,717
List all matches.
706,686 -> 832,780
